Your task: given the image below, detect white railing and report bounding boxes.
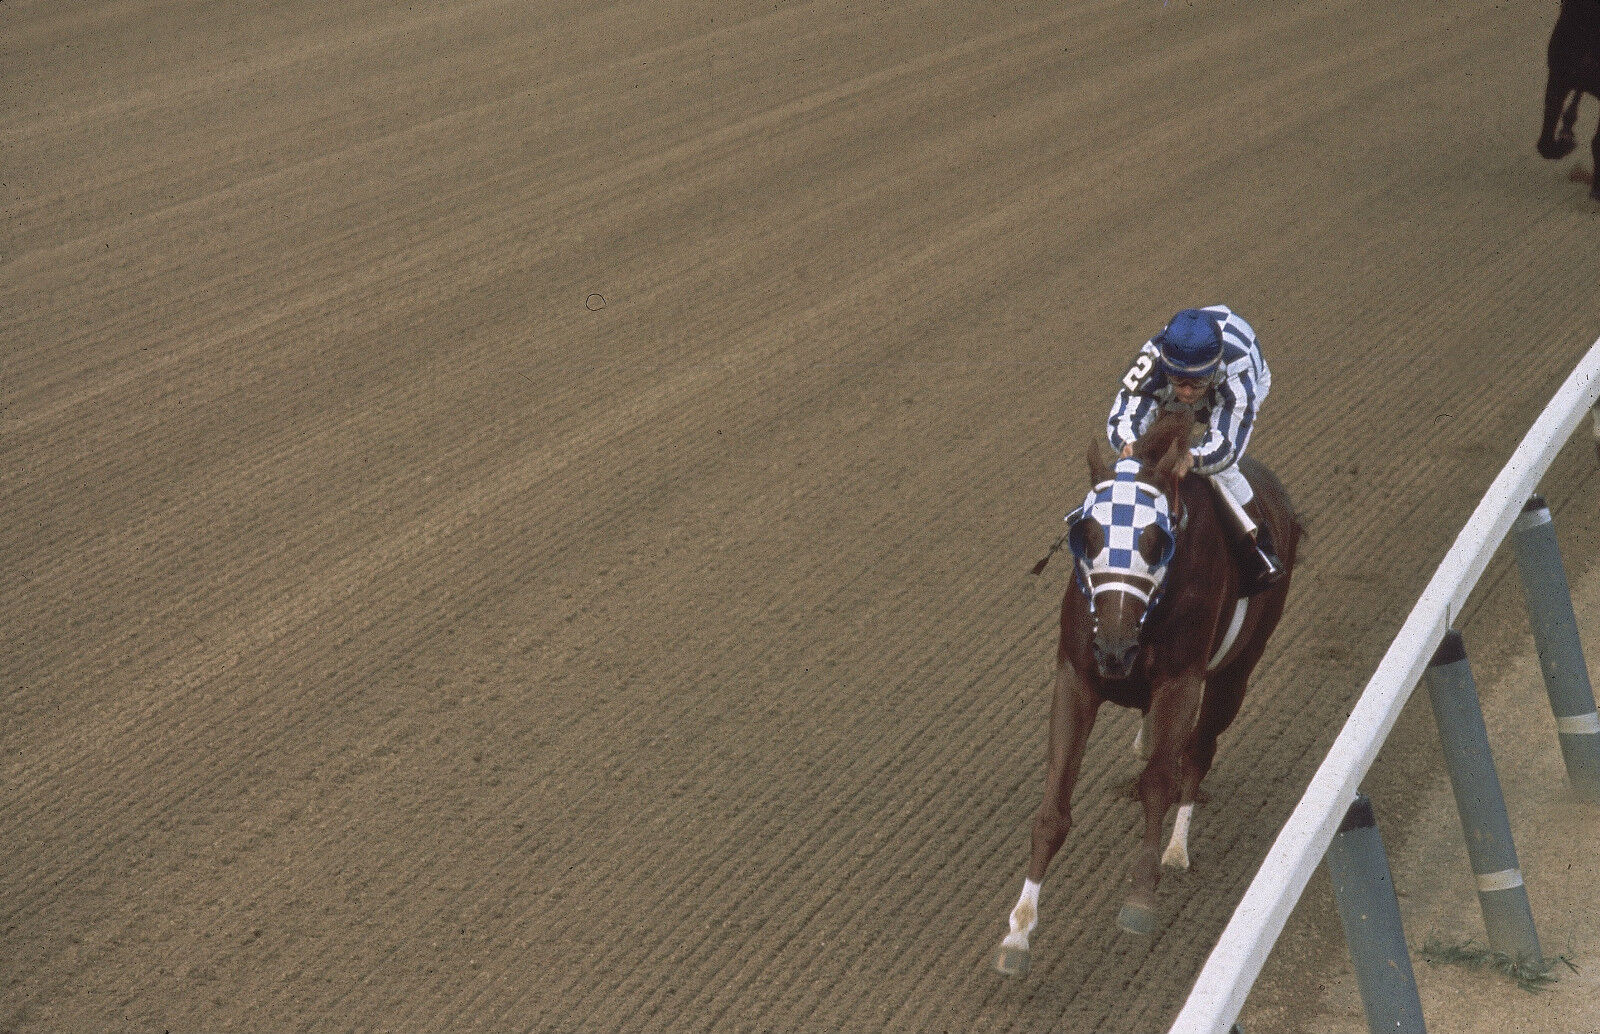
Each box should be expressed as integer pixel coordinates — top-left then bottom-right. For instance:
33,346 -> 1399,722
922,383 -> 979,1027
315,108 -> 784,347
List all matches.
1169,335 -> 1600,1034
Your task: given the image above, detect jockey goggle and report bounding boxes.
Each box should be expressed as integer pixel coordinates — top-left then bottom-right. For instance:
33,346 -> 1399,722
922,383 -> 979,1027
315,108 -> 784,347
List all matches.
1064,458 -> 1177,610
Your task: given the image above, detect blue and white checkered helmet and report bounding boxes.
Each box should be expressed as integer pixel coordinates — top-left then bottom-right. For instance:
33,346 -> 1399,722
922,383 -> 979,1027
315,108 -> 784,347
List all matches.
1066,458 -> 1177,608
1155,308 -> 1223,380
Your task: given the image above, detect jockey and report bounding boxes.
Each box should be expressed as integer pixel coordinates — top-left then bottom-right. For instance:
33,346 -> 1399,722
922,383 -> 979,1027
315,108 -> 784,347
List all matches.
1106,305 -> 1283,595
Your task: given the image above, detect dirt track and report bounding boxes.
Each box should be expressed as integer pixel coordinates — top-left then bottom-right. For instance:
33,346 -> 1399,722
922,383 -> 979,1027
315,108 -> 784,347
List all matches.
5,2 -> 1599,1031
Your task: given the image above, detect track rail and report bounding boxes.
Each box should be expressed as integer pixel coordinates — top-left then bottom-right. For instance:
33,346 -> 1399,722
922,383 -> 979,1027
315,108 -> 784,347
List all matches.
1169,335 -> 1600,1034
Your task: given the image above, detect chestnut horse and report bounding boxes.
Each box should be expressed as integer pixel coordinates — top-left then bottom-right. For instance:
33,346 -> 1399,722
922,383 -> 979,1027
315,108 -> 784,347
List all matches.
995,411 -> 1300,976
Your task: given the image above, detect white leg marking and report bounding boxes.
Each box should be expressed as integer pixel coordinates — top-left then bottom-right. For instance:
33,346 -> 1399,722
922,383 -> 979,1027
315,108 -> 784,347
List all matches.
1003,878 -> 1041,950
1162,803 -> 1193,870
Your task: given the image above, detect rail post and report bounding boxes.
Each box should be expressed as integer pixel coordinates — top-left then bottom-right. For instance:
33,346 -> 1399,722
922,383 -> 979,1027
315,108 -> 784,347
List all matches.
1324,793 -> 1427,1034
1510,496 -> 1600,803
1592,401 -> 1599,463
1422,631 -> 1542,964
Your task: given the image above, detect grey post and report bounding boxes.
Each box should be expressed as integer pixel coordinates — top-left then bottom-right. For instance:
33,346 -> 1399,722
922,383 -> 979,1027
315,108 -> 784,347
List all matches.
1423,631 -> 1542,963
1512,495 -> 1600,803
1592,401 -> 1599,465
1324,793 -> 1426,1034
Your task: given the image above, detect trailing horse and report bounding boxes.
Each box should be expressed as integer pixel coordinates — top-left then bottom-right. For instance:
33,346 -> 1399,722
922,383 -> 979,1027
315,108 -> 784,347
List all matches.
995,411 -> 1301,976
1537,0 -> 1600,199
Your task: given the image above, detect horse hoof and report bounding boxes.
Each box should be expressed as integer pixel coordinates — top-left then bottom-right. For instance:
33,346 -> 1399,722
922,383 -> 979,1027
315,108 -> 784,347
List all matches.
995,943 -> 1032,977
1117,901 -> 1157,936
1539,135 -> 1578,160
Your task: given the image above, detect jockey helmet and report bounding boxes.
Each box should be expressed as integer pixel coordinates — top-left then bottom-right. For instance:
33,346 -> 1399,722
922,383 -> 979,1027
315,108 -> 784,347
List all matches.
1155,309 -> 1223,380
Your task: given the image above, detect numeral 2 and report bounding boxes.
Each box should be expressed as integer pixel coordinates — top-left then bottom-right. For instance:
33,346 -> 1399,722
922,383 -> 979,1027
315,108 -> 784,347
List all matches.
1122,354 -> 1154,392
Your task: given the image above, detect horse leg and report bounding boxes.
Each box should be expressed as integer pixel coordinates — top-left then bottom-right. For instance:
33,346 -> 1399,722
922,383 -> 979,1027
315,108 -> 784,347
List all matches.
995,663 -> 1100,976
1132,710 -> 1154,761
1163,667 -> 1250,870
1538,78 -> 1577,159
1120,672 -> 1203,935
1590,117 -> 1600,199
1560,89 -> 1582,141
1120,711 -> 1153,800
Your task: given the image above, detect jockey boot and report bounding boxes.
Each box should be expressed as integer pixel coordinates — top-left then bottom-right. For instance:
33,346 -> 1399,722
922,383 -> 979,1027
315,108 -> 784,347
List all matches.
1239,498 -> 1283,597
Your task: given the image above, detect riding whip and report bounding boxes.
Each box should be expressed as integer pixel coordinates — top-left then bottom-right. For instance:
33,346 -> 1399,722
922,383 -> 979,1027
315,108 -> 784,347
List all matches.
1030,531 -> 1068,576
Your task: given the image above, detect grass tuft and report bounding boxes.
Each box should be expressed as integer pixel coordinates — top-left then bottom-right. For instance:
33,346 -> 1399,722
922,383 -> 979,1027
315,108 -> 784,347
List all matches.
1416,936 -> 1578,993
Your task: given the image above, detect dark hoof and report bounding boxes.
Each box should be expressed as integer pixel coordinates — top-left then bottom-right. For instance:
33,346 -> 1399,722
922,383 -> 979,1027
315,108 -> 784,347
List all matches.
1538,135 -> 1578,160
995,943 -> 1031,977
1117,900 -> 1157,936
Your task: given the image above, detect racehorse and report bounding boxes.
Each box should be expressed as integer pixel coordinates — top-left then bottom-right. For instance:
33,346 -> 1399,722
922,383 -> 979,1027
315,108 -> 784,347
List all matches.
995,410 -> 1300,976
1537,0 -> 1600,199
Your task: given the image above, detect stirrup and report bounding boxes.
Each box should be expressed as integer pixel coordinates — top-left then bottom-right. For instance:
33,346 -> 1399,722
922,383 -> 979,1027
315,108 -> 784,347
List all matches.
1243,545 -> 1283,596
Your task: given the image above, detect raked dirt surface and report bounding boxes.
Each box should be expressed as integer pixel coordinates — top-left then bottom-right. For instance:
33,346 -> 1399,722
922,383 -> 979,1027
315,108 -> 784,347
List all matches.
4,2 -> 1599,1032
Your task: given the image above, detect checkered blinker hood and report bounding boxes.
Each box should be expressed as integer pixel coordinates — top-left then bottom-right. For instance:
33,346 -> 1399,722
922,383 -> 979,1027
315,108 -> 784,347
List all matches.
1066,458 -> 1177,602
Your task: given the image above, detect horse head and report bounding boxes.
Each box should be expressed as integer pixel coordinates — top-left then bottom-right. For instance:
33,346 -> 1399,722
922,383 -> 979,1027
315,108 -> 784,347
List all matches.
1070,429 -> 1191,679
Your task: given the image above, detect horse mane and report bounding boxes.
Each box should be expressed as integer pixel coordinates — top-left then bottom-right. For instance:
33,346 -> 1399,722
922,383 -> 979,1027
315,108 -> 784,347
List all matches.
1132,410 -> 1194,465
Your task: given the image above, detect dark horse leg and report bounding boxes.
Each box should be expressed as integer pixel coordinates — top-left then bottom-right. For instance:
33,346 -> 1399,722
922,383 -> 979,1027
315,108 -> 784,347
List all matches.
1590,113 -> 1600,199
1539,77 -> 1578,159
995,662 -> 1100,976
1119,670 -> 1203,935
1561,89 -> 1583,141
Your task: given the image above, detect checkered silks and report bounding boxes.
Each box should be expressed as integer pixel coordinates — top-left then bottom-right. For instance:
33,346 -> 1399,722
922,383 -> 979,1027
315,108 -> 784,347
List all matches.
1066,458 -> 1176,580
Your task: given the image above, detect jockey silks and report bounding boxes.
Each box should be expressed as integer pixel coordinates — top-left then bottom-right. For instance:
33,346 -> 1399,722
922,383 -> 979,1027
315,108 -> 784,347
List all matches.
1106,304 -> 1271,477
